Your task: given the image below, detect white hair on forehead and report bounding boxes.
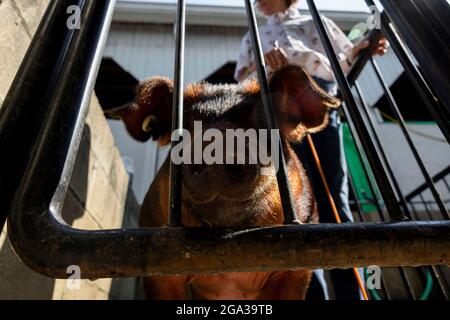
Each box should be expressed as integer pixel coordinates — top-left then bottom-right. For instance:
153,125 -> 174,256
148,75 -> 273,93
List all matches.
188,80 -> 258,116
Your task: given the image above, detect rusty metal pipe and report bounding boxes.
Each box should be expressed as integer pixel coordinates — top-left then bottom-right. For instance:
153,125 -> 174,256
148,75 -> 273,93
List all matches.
8,210 -> 450,279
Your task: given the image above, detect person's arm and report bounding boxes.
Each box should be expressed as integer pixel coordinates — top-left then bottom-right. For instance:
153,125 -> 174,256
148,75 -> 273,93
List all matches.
324,17 -> 389,74
323,17 -> 355,75
234,33 -> 255,82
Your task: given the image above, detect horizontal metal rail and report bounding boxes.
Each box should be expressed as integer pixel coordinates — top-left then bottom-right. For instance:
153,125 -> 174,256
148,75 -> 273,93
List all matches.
8,218 -> 450,278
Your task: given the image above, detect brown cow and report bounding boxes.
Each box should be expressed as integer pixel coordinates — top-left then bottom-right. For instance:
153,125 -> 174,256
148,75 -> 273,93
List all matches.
106,65 -> 340,299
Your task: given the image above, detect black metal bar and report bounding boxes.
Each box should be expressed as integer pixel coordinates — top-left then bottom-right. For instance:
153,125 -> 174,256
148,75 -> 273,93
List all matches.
429,265 -> 450,300
420,193 -> 436,220
369,58 -> 449,219
365,0 -> 450,143
363,0 -> 450,145
347,110 -> 415,300
168,0 -> 186,227
354,82 -> 411,217
409,202 -> 449,299
347,167 -> 394,300
3,0 -> 116,264
412,0 -> 450,43
378,0 -> 450,113
0,0 -> 85,232
405,166 -> 450,202
341,106 -> 386,220
305,0 -> 404,220
346,29 -> 383,85
444,178 -> 450,196
347,170 -> 364,222
348,7 -> 449,146
244,0 -> 298,224
418,194 -> 450,298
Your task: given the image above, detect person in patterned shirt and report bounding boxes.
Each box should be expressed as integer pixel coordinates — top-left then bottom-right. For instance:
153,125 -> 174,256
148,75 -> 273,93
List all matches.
235,0 -> 388,300
235,0 -> 387,85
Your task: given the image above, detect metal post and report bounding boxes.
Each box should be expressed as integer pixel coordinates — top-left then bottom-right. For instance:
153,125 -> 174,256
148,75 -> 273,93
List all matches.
305,0 -> 404,220
168,0 -> 186,227
0,0 -> 86,231
363,0 -> 450,145
354,82 -> 411,217
244,0 -> 298,224
378,0 -> 450,113
369,57 -> 449,219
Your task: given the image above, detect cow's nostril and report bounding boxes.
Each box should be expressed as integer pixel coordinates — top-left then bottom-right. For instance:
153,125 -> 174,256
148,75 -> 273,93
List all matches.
226,164 -> 247,179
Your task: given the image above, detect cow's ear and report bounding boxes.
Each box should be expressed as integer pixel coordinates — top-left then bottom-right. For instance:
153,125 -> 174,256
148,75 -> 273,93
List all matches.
104,77 -> 173,146
269,65 -> 340,141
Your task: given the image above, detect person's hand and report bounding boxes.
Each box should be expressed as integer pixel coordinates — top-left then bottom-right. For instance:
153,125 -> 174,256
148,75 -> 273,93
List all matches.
264,47 -> 289,70
350,36 -> 389,62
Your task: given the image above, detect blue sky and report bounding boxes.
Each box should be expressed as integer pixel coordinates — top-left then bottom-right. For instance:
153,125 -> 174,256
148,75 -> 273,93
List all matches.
129,0 -> 371,12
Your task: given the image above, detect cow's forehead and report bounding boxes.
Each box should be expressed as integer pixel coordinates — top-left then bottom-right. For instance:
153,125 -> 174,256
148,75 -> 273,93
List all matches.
185,80 -> 260,118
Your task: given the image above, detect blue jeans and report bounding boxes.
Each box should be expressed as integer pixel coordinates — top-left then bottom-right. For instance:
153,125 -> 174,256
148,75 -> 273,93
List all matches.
298,77 -> 360,300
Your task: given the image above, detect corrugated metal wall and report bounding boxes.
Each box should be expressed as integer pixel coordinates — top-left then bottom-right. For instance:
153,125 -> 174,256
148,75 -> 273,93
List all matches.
104,23 -> 246,84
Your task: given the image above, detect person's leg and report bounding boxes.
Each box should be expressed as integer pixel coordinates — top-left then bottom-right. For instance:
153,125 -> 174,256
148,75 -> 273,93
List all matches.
294,77 -> 359,299
305,270 -> 329,300
295,111 -> 360,299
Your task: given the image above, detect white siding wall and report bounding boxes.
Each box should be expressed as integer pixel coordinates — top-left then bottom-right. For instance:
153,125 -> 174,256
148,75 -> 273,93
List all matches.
104,23 -> 246,84
374,124 -> 450,201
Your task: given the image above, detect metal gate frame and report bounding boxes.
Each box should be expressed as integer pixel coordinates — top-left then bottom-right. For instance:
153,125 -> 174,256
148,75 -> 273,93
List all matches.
0,0 -> 449,279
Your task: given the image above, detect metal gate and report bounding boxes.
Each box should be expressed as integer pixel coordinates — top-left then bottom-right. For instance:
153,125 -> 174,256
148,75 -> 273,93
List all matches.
0,0 -> 449,296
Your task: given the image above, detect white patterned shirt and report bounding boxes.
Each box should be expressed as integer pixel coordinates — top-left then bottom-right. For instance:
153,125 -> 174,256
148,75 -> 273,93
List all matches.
234,7 -> 354,85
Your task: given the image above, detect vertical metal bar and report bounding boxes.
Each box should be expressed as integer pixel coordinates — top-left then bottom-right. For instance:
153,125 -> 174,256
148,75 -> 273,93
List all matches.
378,0 -> 450,112
348,169 -> 390,300
363,0 -> 450,145
429,265 -> 450,300
0,0 -> 86,231
444,178 -> 450,195
305,0 -> 404,220
368,52 -> 448,295
342,107 -> 386,220
347,170 -> 365,222
416,194 -> 450,298
369,58 -> 449,219
420,193 -> 434,220
346,104 -> 414,300
354,82 -> 411,217
244,0 -> 298,224
382,14 -> 450,144
168,0 -> 186,227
